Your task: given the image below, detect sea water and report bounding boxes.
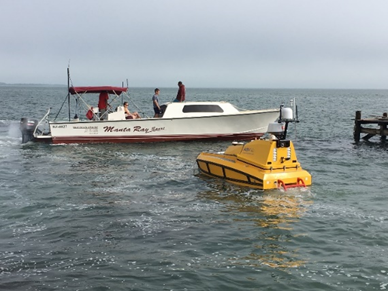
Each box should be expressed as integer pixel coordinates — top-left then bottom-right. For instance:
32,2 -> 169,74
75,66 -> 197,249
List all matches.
1,86 -> 388,290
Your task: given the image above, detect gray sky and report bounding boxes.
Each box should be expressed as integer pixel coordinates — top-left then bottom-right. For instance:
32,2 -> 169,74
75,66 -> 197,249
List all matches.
2,0 -> 388,88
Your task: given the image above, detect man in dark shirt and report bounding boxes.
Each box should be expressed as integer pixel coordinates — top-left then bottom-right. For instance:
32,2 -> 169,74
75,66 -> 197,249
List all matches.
174,81 -> 185,102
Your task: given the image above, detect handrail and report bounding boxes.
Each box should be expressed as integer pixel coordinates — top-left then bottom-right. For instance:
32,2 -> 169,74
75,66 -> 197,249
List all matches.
277,177 -> 306,191
33,108 -> 51,137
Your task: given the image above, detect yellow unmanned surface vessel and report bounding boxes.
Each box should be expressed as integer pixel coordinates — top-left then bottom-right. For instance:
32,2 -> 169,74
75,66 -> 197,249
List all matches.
196,102 -> 311,190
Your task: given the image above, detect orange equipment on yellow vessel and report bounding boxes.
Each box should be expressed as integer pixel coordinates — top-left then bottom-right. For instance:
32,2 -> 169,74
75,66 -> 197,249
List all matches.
196,101 -> 311,190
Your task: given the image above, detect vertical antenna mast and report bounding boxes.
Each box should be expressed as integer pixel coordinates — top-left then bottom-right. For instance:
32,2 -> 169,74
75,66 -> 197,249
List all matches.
67,66 -> 71,121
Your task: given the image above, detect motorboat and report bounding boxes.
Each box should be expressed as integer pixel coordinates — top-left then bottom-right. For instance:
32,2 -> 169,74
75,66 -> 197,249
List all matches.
20,69 -> 280,144
196,100 -> 311,190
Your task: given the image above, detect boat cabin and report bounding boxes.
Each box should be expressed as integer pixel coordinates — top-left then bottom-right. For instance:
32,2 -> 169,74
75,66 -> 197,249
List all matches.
160,101 -> 240,118
70,86 -> 242,121
102,101 -> 242,121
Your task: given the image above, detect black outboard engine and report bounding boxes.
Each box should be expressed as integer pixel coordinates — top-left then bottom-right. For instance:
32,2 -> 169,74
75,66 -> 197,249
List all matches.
20,118 -> 38,143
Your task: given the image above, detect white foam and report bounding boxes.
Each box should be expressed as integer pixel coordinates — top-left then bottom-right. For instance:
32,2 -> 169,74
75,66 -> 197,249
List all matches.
8,121 -> 21,138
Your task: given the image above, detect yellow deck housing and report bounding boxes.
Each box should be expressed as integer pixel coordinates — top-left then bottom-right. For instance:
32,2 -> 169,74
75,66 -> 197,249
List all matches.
196,138 -> 311,190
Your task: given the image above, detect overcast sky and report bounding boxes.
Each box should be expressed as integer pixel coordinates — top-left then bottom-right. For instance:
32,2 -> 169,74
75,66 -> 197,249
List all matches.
2,0 -> 388,88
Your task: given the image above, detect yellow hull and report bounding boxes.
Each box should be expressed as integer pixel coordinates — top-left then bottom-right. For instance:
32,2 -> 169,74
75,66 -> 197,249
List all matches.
196,139 -> 311,190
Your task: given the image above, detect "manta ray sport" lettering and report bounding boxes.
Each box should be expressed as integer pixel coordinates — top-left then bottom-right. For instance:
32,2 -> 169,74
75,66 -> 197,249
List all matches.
103,125 -> 165,134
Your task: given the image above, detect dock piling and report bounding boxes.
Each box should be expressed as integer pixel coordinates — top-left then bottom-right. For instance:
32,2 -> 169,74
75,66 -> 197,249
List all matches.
354,111 -> 388,143
354,111 -> 361,143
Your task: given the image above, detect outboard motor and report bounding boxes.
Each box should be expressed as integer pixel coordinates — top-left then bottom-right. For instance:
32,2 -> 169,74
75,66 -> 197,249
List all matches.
20,118 -> 38,143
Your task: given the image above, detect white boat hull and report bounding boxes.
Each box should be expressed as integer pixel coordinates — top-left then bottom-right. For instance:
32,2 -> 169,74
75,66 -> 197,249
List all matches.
48,109 -> 279,144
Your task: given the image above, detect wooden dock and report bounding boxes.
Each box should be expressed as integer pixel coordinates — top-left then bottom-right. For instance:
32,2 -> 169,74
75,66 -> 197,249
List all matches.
354,111 -> 388,142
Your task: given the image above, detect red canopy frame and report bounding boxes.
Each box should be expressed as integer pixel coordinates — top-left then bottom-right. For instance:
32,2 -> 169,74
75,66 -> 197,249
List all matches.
69,86 -> 128,95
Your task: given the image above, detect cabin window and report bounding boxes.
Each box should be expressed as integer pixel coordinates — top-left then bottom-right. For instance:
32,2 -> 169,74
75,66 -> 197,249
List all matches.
182,105 -> 224,113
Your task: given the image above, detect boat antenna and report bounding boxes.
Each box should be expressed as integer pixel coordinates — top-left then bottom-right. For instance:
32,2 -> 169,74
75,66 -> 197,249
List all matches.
291,98 -> 299,139
67,66 -> 71,121
121,81 -> 124,104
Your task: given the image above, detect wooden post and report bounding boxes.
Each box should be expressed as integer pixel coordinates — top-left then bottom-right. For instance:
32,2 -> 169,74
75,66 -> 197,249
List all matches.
381,124 -> 387,143
354,111 -> 361,143
381,112 -> 387,143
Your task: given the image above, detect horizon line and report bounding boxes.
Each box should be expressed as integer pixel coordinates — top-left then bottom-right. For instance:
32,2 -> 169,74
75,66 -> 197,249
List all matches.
0,83 -> 387,90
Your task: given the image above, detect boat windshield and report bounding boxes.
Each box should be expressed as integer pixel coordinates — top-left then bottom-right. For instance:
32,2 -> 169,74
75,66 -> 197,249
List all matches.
182,105 -> 224,113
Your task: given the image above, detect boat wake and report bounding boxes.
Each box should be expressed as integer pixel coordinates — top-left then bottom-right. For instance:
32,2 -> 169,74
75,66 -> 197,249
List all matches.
0,121 -> 21,147
7,121 -> 21,139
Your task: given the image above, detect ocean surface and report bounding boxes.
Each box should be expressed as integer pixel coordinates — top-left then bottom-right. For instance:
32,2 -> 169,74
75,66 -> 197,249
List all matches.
1,85 -> 388,291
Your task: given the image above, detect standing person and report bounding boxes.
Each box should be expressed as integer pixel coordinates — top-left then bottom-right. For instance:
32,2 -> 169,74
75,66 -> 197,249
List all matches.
152,88 -> 161,117
173,81 -> 185,102
98,91 -> 109,120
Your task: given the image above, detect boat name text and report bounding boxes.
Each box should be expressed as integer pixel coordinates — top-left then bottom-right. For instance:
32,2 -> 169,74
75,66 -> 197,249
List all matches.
103,125 -> 165,134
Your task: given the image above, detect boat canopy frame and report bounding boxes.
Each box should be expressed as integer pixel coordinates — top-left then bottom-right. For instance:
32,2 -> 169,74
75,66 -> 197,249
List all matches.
69,87 -> 128,121
69,86 -> 128,95
54,67 -> 147,122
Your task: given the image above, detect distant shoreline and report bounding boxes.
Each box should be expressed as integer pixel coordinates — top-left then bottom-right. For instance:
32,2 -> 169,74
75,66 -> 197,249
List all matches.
0,83 -> 387,90
0,83 -> 66,87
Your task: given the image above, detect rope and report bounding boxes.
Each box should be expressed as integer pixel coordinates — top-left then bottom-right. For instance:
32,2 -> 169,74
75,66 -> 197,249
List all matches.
54,95 -> 69,121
